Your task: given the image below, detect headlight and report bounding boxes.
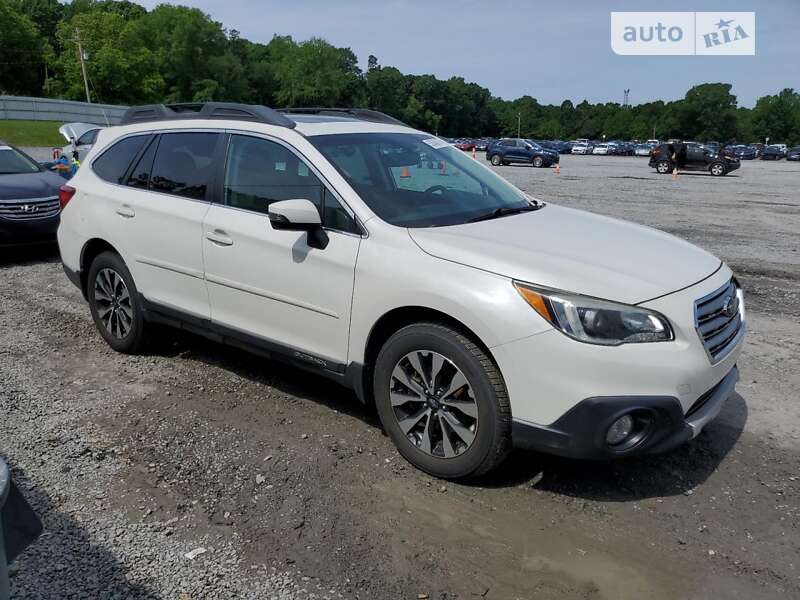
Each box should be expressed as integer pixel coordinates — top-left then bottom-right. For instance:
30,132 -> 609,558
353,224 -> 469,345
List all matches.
514,282 -> 673,345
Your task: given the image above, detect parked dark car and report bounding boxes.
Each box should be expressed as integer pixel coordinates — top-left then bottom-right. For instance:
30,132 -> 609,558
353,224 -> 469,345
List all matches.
760,146 -> 785,160
786,146 -> 800,161
730,145 -> 757,160
648,142 -> 740,176
0,142 -> 65,246
486,138 -> 559,167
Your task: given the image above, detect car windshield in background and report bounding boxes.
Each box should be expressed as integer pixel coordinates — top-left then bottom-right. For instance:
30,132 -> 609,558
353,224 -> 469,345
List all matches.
309,132 -> 535,227
0,146 -> 41,175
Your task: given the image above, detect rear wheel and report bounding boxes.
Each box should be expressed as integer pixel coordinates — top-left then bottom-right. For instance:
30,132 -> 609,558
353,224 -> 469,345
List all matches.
373,323 -> 511,479
490,154 -> 502,166
87,251 -> 148,353
532,156 -> 544,168
709,162 -> 726,176
656,159 -> 672,174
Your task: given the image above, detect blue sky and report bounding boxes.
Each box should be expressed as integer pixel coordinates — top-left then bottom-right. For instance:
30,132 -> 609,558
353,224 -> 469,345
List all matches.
134,0 -> 798,107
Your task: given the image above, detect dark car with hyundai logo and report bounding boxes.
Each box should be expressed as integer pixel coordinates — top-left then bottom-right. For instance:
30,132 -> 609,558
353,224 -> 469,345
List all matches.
0,142 -> 65,246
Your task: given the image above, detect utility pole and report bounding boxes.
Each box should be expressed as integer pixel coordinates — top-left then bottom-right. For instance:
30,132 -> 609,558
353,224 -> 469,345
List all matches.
75,28 -> 91,103
517,112 -> 521,138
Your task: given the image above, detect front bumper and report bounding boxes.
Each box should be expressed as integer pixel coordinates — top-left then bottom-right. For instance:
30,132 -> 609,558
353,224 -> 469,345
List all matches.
0,215 -> 60,246
512,366 -> 738,458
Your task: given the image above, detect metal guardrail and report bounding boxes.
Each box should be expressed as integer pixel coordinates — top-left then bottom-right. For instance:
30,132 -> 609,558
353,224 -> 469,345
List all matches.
0,95 -> 128,126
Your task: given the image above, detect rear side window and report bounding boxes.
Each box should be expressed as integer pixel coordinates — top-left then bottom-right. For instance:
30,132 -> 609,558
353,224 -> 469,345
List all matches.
77,129 -> 99,146
150,132 -> 219,200
92,135 -> 149,184
126,136 -> 158,190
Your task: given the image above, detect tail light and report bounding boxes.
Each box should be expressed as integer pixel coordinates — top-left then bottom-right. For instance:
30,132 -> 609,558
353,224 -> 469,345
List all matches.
58,185 -> 76,209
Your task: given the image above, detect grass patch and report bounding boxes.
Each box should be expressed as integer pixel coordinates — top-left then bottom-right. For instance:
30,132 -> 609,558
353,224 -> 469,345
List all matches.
0,120 -> 63,147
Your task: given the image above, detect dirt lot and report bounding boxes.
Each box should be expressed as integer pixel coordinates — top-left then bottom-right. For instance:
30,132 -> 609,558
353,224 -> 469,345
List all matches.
1,154 -> 798,599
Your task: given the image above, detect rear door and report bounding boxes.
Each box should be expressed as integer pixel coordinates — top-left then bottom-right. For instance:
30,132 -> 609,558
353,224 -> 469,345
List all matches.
94,130 -> 221,319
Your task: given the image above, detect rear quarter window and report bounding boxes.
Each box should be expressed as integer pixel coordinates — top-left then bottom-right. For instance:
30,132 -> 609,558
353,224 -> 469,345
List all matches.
92,135 -> 149,184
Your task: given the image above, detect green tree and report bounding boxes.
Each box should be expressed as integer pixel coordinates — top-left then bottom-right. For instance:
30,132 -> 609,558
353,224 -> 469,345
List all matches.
0,0 -> 47,95
751,88 -> 800,145
366,66 -> 407,116
270,37 -> 364,107
53,10 -> 163,103
678,83 -> 738,141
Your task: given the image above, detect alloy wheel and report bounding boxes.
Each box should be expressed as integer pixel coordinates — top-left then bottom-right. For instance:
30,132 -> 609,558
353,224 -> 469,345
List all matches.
94,268 -> 133,339
389,350 -> 479,459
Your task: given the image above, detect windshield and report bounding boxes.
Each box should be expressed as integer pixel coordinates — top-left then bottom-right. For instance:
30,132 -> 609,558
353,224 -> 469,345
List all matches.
0,146 -> 41,175
309,132 -> 534,227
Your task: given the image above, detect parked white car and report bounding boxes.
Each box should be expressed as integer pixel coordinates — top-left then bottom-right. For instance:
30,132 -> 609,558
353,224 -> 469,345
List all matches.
57,103 -> 745,479
571,143 -> 590,155
592,144 -> 610,155
59,122 -> 102,162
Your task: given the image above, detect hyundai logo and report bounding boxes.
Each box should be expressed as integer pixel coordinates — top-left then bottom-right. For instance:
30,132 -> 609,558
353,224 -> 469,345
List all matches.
21,204 -> 38,213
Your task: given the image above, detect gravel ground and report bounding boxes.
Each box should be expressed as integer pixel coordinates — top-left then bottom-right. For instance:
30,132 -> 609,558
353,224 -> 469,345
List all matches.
1,153 -> 798,599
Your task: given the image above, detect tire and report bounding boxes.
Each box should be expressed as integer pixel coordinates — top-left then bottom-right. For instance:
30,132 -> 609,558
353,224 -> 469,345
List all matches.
709,162 -> 726,176
532,156 -> 544,168
656,159 -> 672,174
373,323 -> 511,479
490,154 -> 502,166
87,251 -> 148,353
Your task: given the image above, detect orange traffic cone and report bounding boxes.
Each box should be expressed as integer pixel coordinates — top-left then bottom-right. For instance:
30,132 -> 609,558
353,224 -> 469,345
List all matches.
672,167 -> 678,180
400,166 -> 410,178
554,163 -> 561,175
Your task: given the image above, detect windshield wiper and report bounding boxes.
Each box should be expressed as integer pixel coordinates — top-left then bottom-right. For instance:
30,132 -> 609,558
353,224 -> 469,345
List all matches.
466,204 -> 540,224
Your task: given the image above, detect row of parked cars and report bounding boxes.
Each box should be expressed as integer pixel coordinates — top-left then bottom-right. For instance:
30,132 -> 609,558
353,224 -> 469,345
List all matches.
448,136 -> 800,161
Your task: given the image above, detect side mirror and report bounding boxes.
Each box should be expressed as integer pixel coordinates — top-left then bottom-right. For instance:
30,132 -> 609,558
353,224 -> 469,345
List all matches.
268,199 -> 328,249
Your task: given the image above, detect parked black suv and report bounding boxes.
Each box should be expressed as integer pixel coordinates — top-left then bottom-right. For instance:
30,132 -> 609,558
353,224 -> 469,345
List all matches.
486,138 -> 559,167
648,142 -> 740,176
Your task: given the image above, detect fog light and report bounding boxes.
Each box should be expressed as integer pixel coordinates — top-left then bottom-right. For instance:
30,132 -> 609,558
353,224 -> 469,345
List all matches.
606,414 -> 634,446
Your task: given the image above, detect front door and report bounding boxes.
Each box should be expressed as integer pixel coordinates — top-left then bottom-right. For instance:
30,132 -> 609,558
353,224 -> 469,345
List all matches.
202,133 -> 362,368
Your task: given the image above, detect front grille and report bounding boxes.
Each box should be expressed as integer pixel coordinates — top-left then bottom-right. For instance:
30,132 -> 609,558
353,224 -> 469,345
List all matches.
694,279 -> 743,362
0,197 -> 60,221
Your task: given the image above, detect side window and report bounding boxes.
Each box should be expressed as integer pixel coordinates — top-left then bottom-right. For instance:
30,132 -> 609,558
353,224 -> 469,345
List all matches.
126,135 -> 158,190
77,129 -> 99,146
92,135 -> 149,184
223,135 -> 357,233
150,132 -> 219,200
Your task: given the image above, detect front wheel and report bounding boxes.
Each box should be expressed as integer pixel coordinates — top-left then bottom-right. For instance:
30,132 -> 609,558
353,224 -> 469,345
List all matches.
373,323 -> 511,479
87,251 -> 149,353
490,154 -> 502,166
656,159 -> 672,174
532,156 -> 544,168
709,162 -> 727,176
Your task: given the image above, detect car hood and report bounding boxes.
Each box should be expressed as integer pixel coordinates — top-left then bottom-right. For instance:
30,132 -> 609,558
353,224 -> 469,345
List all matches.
408,204 -> 721,304
58,122 -> 98,143
0,171 -> 64,200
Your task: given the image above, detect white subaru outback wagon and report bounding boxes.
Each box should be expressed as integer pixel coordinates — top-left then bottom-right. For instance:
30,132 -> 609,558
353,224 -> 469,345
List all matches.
58,103 -> 745,479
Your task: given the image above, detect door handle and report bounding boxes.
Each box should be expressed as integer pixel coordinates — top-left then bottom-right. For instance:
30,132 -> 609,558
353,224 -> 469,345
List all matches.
205,230 -> 234,247
116,205 -> 135,218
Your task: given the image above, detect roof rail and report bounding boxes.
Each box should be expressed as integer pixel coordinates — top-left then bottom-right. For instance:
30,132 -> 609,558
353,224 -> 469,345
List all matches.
278,107 -> 407,127
119,102 -> 296,129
